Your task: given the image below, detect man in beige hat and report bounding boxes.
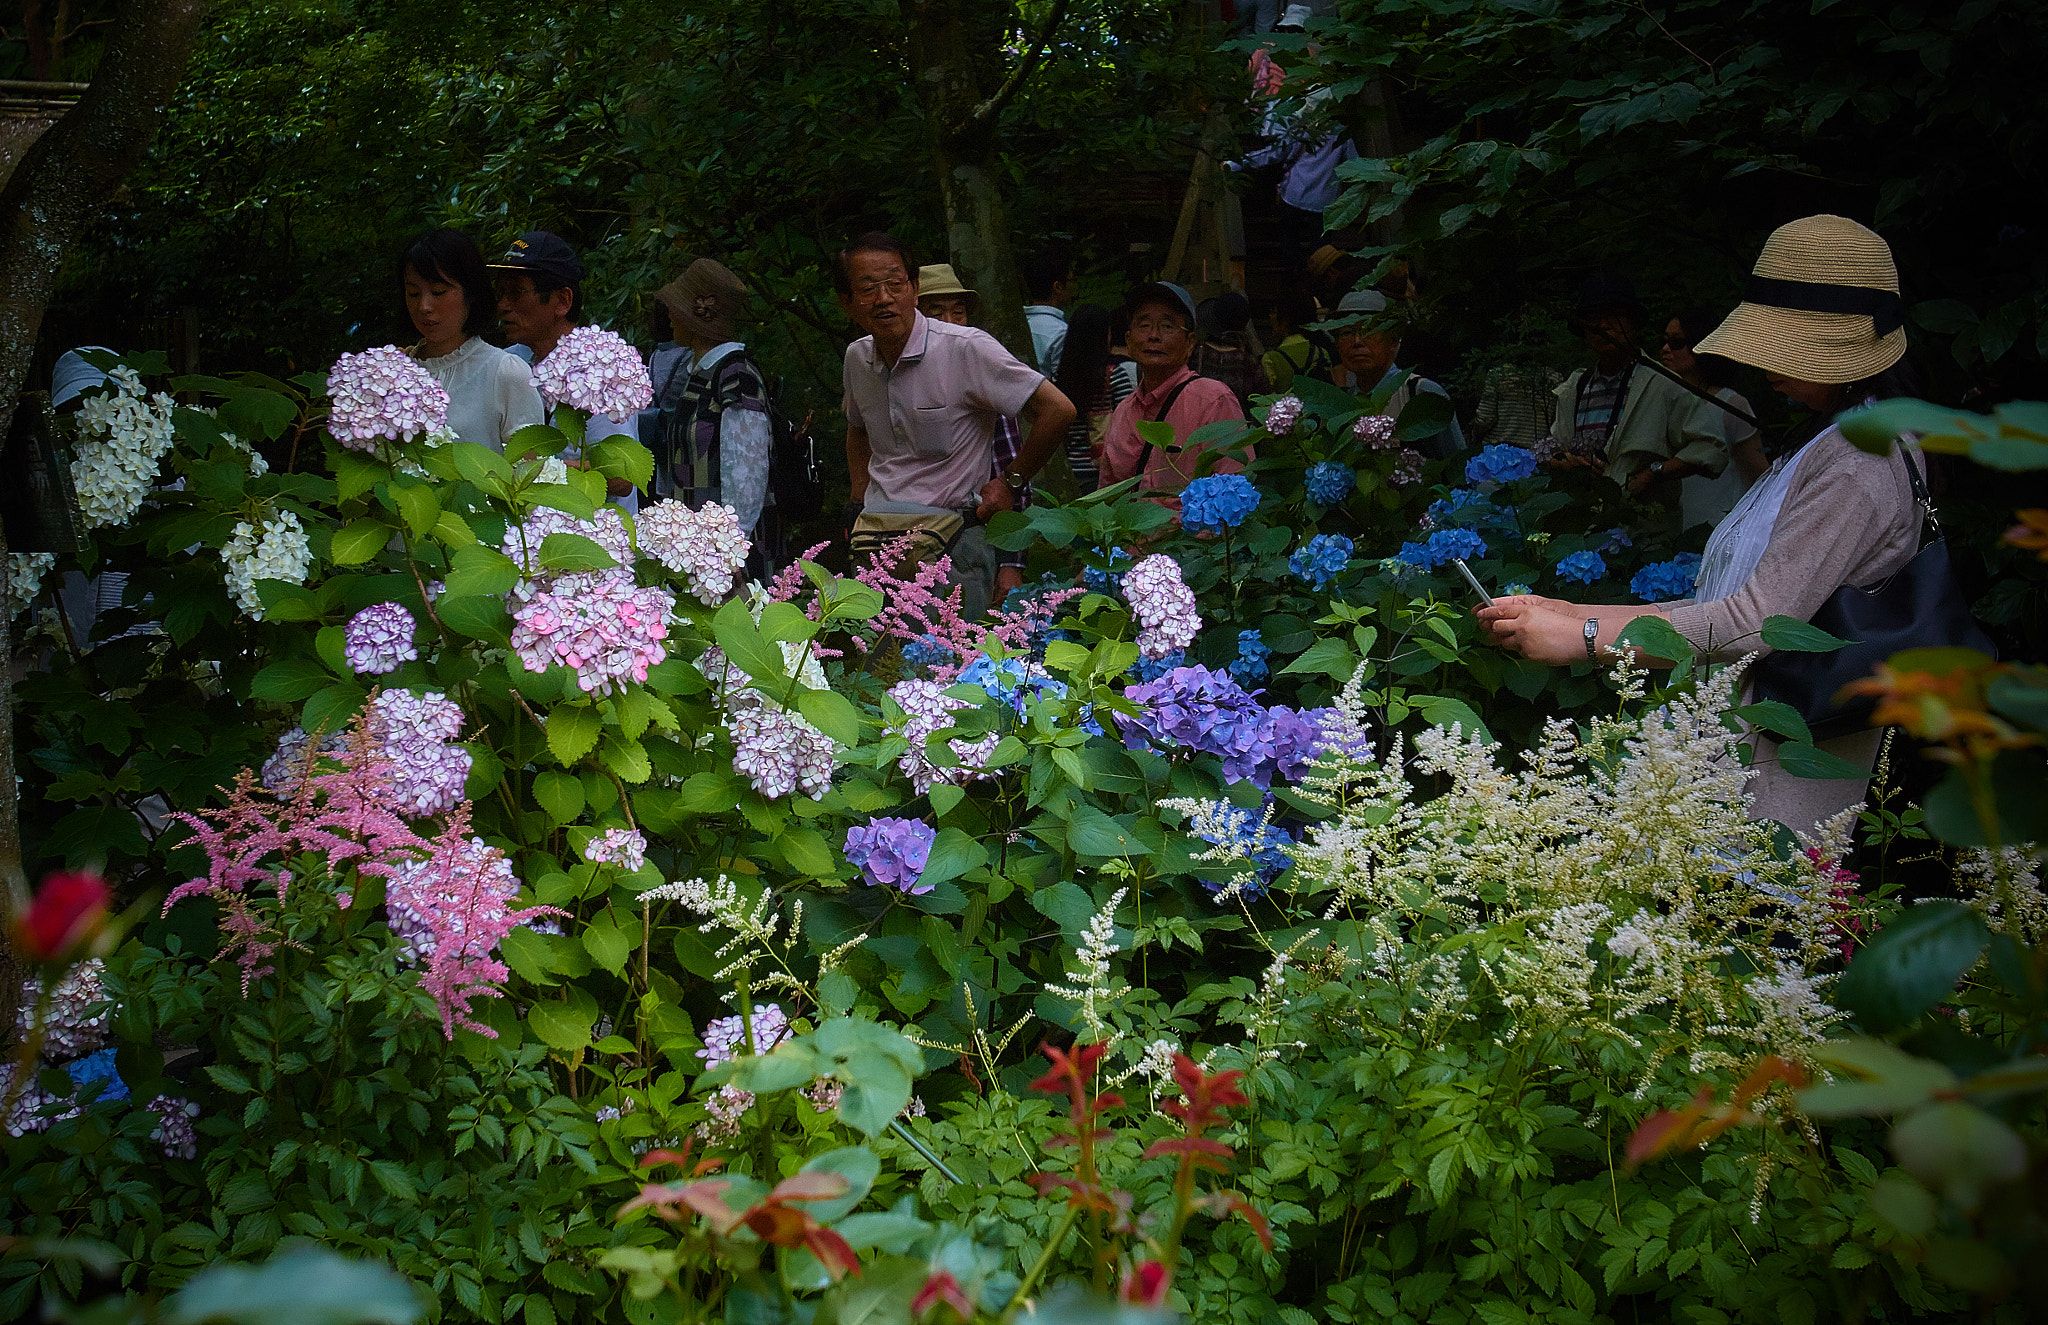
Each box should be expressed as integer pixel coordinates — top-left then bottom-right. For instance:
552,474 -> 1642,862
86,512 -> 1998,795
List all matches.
653,258 -> 773,546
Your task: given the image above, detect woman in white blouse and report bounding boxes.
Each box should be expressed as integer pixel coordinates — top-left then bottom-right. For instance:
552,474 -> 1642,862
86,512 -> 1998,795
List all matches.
402,229 -> 545,451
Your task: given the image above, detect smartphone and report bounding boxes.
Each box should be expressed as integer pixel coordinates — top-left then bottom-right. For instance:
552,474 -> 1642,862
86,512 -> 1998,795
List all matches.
1452,558 -> 1494,607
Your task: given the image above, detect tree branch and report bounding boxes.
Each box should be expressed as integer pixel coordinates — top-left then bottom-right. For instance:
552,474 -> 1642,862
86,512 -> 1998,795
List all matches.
967,0 -> 1069,131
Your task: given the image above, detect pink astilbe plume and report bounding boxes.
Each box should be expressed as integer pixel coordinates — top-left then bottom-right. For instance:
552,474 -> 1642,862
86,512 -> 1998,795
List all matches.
851,536 -> 1083,683
395,808 -> 565,1039
766,543 -> 833,604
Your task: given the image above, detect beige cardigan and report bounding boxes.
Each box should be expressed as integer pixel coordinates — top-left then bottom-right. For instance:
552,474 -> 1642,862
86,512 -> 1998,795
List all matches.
1661,427 -> 1924,832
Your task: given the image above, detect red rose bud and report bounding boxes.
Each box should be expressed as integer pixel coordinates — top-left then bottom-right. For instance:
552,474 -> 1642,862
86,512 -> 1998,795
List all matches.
12,871 -> 111,965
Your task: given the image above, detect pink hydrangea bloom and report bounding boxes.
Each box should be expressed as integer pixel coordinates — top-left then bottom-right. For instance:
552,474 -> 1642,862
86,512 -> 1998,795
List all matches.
1390,448 -> 1426,485
510,568 -> 673,695
327,346 -> 450,450
148,1095 -> 201,1159
583,827 -> 648,871
343,601 -> 419,675
636,501 -> 750,605
728,705 -> 835,800
1123,554 -> 1200,660
1264,396 -> 1304,436
530,326 -> 654,422
1354,413 -> 1399,449
16,959 -> 110,1060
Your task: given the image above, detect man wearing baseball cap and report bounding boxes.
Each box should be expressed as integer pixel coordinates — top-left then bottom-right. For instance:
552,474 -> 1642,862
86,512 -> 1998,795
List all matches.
1096,281 -> 1248,510
1323,289 -> 1463,458
490,229 -> 641,504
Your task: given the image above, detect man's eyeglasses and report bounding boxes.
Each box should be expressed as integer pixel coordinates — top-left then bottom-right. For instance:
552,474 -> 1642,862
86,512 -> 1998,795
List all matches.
1131,318 -> 1187,337
854,278 -> 911,299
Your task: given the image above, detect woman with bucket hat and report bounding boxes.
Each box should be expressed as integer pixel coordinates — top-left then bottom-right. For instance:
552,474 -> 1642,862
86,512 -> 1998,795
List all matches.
1479,215 -> 1938,831
654,258 -> 772,544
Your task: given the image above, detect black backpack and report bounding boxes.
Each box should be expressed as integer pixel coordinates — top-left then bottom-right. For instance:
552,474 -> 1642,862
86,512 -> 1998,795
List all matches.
766,379 -> 823,523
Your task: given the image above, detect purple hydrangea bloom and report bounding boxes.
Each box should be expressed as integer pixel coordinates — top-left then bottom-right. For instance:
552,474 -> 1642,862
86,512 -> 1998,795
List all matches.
510,568 -> 673,696
1179,473 -> 1262,534
1304,461 -> 1354,506
1264,395 -> 1304,436
1555,550 -> 1608,584
1118,665 -> 1274,783
844,817 -> 938,894
326,346 -> 450,450
343,602 -> 419,675
1601,526 -> 1634,552
1465,444 -> 1539,485
698,1005 -> 791,1065
1390,449 -> 1426,485
530,326 -> 654,422
583,827 -> 648,871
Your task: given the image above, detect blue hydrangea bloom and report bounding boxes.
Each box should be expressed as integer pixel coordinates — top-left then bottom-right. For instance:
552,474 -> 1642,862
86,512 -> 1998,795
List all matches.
1288,533 -> 1354,589
1304,461 -> 1355,506
1422,528 -> 1488,566
1465,444 -> 1539,485
1630,552 -> 1703,603
65,1047 -> 129,1103
1555,550 -> 1608,584
1503,582 -> 1533,597
1394,542 -> 1432,569
1082,547 -> 1133,595
1601,526 -> 1633,552
1132,648 -> 1185,682
1189,804 -> 1294,898
902,634 -> 952,667
1179,473 -> 1262,534
1228,629 -> 1271,684
959,653 -> 1071,714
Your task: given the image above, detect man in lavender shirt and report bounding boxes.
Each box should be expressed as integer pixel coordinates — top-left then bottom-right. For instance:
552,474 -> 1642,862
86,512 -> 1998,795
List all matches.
837,232 -> 1075,618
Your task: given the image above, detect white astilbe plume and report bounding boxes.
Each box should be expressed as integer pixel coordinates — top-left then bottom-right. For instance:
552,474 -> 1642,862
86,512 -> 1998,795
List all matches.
1957,845 -> 2047,944
641,875 -> 781,984
1285,655 -> 1855,1076
1045,888 -> 1128,1044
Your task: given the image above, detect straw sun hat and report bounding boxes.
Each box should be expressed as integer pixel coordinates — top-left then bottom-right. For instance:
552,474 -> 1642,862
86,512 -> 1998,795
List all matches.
1695,215 -> 1908,385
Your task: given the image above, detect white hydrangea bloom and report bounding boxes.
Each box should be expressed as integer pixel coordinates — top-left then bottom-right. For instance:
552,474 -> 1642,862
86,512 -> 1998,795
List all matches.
221,510 -> 313,618
70,366 -> 177,529
6,552 -> 56,618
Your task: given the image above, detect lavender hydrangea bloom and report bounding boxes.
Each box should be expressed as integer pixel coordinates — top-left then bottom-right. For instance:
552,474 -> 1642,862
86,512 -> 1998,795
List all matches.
343,602 -> 419,675
327,346 -> 450,450
1118,664 -> 1266,775
1630,552 -> 1703,602
583,827 -> 648,871
1179,473 -> 1261,534
369,689 -> 473,817
260,726 -> 348,790
529,326 -> 655,422
1123,555 -> 1200,659
844,817 -> 938,894
1288,533 -> 1353,589
1465,444 -> 1539,485
502,507 -> 634,582
636,501 -> 750,605
1555,550 -> 1608,584
698,1005 -> 791,1065
1304,461 -> 1354,506
728,705 -> 836,800
1354,414 -> 1398,449
1228,629 -> 1271,684
1263,395 -> 1304,436
148,1096 -> 200,1159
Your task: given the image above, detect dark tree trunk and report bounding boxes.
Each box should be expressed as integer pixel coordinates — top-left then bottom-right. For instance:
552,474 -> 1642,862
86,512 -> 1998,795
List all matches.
0,0 -> 212,1032
901,0 -> 1065,365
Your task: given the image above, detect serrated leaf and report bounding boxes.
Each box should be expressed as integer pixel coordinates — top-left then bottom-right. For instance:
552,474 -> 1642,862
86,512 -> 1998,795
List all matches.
1281,637 -> 1356,680
538,531 -> 618,572
533,771 -> 584,824
450,441 -> 516,495
431,510 -> 477,546
250,659 -> 334,703
1728,700 -> 1814,745
589,437 -> 655,488
330,521 -> 391,566
797,687 -> 861,746
392,484 -> 440,539
1777,741 -> 1870,780
582,909 -> 632,975
1834,903 -> 1989,1033
918,829 -> 986,888
527,1000 -> 596,1053
446,544 -> 522,598
712,598 -> 788,688
1614,614 -> 1693,666
547,706 -> 602,766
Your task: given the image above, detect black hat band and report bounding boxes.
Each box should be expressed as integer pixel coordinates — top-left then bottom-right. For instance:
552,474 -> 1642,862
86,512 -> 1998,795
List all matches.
1744,275 -> 1905,337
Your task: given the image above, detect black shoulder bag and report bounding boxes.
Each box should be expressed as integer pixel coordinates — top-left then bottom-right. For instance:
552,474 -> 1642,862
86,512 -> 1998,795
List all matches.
1130,374 -> 1202,477
1751,444 -> 1995,742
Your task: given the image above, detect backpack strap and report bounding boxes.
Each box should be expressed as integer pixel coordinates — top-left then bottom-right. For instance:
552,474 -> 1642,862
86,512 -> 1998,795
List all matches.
1132,374 -> 1202,478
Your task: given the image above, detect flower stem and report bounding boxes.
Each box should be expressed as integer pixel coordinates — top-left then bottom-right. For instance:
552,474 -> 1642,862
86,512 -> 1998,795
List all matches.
999,1199 -> 1084,1325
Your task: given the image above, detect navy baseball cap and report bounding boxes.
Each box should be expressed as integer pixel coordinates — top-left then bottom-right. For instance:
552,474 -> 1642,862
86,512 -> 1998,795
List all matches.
1122,280 -> 1198,329
486,231 -> 583,286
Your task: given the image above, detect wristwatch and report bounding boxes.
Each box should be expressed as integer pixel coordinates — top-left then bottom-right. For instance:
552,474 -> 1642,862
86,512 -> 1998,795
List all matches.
1647,460 -> 1667,478
1583,618 -> 1600,661
1001,470 -> 1028,492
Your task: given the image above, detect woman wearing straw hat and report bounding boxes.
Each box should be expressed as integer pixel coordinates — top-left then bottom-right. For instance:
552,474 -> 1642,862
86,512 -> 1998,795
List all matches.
1478,215 -> 1925,831
655,258 -> 772,542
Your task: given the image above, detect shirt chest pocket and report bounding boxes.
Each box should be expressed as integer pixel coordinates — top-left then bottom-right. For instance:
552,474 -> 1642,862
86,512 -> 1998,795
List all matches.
896,393 -> 964,458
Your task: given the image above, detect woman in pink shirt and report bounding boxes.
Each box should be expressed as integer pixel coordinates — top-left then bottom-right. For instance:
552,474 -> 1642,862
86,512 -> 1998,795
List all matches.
1097,282 -> 1249,510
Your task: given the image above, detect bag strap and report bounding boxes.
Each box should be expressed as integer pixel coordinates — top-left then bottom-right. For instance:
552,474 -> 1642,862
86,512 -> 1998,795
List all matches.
1897,441 -> 1937,538
1133,374 -> 1201,477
